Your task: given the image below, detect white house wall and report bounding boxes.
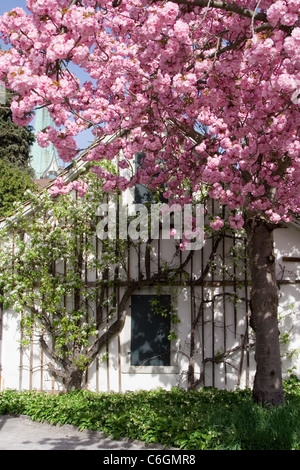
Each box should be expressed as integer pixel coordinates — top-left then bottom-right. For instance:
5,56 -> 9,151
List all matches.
274,224 -> 300,379
1,216 -> 300,393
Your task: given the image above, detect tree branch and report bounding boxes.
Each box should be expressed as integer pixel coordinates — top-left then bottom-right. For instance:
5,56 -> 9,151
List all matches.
87,309 -> 127,362
47,362 -> 68,380
157,0 -> 268,23
203,329 -> 251,364
193,234 -> 222,285
39,335 -> 70,369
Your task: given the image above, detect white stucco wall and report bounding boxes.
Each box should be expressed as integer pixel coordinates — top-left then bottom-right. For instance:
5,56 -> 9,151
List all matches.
1,222 -> 299,393
274,223 -> 300,379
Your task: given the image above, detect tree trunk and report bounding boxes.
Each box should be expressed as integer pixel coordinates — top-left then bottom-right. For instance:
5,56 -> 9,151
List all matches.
245,216 -> 285,406
64,367 -> 84,393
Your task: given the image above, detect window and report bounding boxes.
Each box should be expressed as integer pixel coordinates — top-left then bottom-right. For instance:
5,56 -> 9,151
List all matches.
130,295 -> 171,366
134,152 -> 168,205
134,152 -> 153,205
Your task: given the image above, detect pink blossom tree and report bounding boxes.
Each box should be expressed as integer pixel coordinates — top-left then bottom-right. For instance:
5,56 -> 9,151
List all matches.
1,0 -> 300,405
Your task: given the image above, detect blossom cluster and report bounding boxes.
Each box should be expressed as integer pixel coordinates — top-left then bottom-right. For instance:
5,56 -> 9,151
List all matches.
0,0 -> 299,230
49,176 -> 89,197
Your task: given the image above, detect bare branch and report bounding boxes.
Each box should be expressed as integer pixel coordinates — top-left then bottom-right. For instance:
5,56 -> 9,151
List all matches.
87,309 -> 127,362
39,335 -> 70,368
156,0 -> 268,23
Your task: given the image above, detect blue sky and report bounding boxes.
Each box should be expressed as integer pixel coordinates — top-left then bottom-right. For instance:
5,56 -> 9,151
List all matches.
0,1 -> 29,16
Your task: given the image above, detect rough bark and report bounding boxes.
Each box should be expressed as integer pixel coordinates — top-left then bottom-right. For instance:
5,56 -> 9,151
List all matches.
41,309 -> 127,392
47,362 -> 84,392
63,367 -> 84,393
245,216 -> 285,406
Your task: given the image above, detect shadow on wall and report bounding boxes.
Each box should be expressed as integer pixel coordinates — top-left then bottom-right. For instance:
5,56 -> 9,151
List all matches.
275,224 -> 300,379
278,284 -> 300,379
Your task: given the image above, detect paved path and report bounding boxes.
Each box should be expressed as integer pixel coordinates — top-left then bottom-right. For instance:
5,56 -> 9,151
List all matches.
0,415 -> 168,451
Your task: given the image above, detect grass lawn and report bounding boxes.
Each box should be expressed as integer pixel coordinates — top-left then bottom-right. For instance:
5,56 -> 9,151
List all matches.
1,376 -> 300,450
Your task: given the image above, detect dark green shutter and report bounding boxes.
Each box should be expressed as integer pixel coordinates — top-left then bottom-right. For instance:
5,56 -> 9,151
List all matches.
130,295 -> 171,366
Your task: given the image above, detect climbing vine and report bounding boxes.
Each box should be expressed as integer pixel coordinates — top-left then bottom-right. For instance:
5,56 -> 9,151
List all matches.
0,173 -> 131,391
0,176 -> 267,392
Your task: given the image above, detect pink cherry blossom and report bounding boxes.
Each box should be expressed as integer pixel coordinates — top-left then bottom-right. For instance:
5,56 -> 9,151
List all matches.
0,0 -> 299,223
210,217 -> 225,231
229,214 -> 244,230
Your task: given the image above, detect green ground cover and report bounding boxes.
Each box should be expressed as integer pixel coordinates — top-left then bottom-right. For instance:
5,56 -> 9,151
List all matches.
1,376 -> 300,450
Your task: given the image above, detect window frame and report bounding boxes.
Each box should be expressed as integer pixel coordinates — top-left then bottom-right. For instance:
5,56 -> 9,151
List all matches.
121,291 -> 179,375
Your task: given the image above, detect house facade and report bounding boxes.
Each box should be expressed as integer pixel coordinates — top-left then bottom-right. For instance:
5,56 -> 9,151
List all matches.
0,152 -> 300,394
